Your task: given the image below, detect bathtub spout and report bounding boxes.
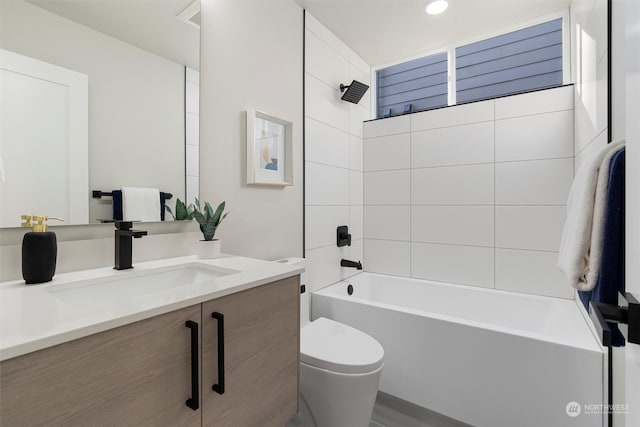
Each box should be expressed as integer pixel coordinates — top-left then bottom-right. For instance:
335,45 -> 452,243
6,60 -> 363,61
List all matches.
341,259 -> 363,270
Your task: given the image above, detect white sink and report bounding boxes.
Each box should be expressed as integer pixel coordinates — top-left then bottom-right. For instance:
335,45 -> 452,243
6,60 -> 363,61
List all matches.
47,264 -> 235,305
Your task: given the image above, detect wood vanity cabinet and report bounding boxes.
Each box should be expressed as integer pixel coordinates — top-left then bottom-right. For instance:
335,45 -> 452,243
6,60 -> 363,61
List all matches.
0,304 -> 202,427
0,276 -> 300,427
201,276 -> 300,427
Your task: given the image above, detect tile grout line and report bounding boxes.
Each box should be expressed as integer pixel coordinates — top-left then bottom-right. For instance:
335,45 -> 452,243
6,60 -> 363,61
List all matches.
493,100 -> 497,290
409,114 -> 413,279
361,156 -> 574,174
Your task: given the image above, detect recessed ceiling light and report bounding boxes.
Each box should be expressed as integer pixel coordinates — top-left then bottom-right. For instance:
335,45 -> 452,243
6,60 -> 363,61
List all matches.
425,0 -> 449,15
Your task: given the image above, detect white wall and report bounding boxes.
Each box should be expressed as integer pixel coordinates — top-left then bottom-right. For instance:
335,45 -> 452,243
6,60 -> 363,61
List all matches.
0,0 -> 186,223
303,12 -> 371,294
571,0 -> 609,171
363,86 -> 575,299
199,0 -> 303,260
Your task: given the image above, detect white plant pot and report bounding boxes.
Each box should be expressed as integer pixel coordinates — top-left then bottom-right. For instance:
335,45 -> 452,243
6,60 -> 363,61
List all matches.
196,239 -> 221,259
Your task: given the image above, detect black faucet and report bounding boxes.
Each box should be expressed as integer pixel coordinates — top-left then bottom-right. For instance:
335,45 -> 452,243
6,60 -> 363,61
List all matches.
341,259 -> 362,270
114,221 -> 147,270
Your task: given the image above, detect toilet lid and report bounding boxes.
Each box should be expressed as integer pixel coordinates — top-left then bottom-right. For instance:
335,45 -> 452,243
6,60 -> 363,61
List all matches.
300,317 -> 384,374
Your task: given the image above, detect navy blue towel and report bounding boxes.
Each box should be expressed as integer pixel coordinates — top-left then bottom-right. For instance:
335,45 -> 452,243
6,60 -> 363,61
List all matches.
579,148 -> 625,346
112,190 -> 123,221
111,190 -> 166,221
160,192 -> 166,221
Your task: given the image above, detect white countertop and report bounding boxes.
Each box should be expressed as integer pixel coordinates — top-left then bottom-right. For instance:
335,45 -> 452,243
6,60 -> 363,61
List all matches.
0,255 -> 303,361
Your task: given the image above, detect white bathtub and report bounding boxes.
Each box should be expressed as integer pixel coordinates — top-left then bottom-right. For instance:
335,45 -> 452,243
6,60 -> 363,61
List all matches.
312,273 -> 605,427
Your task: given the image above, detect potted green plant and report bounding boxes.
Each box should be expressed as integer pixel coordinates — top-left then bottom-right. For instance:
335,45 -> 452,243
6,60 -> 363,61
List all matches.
191,199 -> 228,259
165,198 -> 194,221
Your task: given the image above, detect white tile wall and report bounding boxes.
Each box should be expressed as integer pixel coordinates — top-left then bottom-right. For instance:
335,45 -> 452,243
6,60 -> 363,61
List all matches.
349,170 -> 364,205
305,74 -> 350,131
411,122 -> 494,168
185,81 -> 199,115
304,11 -> 371,297
349,205 -> 364,240
495,158 -> 573,205
363,115 -> 410,139
411,206 -> 494,247
494,85 -> 573,119
412,164 -> 494,205
305,118 -> 349,168
305,205 -> 349,250
185,67 -> 199,204
305,29 -> 349,88
349,51 -> 371,79
363,86 -> 575,298
364,170 -> 410,205
186,67 -> 199,84
495,206 -> 566,252
186,113 -> 199,147
349,103 -> 369,138
306,162 -> 349,206
364,239 -> 411,276
574,55 -> 608,153
186,176 -> 198,204
495,110 -> 574,162
411,99 -> 493,131
575,129 -> 607,173
349,135 -> 363,171
364,133 -> 411,171
350,238 -> 364,269
364,206 -> 411,241
186,144 -> 199,176
304,13 -> 350,60
411,243 -> 495,288
572,0 -> 608,171
495,249 -> 574,298
305,245 -> 351,292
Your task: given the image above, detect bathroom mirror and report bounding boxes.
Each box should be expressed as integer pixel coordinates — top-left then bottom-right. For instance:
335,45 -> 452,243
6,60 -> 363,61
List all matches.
0,0 -> 200,228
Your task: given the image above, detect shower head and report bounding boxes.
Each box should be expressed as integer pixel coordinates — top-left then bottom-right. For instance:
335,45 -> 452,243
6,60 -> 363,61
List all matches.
339,80 -> 369,104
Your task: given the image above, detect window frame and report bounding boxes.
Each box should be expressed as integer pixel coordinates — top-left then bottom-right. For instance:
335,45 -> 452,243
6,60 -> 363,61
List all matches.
371,9 -> 570,117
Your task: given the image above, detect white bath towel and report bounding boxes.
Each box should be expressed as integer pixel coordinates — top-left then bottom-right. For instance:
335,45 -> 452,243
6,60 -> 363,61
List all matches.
558,139 -> 625,290
121,186 -> 161,222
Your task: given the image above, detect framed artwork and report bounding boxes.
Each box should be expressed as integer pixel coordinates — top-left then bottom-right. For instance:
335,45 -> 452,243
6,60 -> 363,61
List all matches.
246,110 -> 293,186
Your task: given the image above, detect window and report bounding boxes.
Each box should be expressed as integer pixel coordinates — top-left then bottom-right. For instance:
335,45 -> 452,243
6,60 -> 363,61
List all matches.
376,52 -> 448,118
456,19 -> 563,103
375,18 -> 564,118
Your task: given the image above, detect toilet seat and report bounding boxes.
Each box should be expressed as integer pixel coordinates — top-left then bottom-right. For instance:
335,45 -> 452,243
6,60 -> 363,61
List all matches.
300,317 -> 384,374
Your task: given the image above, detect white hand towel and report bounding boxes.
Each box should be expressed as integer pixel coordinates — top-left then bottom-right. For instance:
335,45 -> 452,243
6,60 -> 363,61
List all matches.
121,187 -> 161,222
558,139 -> 625,290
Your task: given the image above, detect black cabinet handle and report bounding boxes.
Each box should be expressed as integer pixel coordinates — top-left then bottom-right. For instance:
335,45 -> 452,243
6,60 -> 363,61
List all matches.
185,320 -> 199,410
211,312 -> 225,394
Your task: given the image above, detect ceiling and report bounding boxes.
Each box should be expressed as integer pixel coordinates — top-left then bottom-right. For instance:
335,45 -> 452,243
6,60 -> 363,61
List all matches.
26,0 -> 200,70
25,0 -> 570,72
295,0 -> 570,67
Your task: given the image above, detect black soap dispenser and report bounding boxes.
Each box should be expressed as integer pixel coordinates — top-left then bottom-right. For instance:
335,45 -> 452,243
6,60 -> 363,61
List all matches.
21,215 -> 63,284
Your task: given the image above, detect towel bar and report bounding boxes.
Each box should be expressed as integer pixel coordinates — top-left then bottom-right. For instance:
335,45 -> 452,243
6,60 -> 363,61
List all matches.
590,292 -> 640,346
92,190 -> 173,200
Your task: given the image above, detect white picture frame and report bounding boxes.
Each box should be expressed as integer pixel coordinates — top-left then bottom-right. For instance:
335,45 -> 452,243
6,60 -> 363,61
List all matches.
246,110 -> 293,186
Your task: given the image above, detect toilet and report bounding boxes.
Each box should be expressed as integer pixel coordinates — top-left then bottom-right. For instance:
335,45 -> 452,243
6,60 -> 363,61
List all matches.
276,258 -> 384,427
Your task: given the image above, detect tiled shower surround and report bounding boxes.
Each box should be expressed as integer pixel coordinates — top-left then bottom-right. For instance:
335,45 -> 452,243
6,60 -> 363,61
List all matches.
304,12 -> 371,293
363,85 -> 575,299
